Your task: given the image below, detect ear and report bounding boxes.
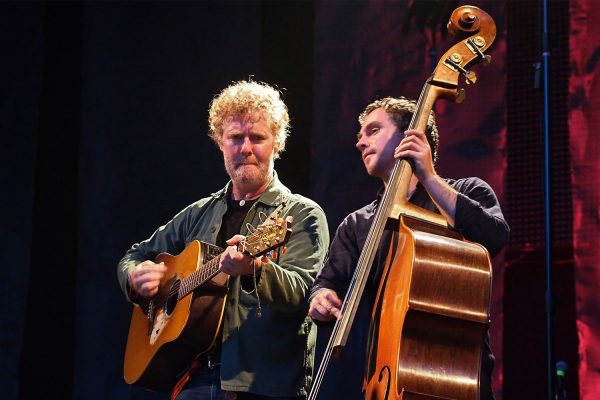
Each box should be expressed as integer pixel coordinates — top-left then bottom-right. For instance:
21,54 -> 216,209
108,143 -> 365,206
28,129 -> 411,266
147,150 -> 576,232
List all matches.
273,140 -> 284,158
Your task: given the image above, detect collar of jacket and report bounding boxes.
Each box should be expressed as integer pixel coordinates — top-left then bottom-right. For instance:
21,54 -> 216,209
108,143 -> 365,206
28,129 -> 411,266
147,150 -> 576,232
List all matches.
209,170 -> 290,207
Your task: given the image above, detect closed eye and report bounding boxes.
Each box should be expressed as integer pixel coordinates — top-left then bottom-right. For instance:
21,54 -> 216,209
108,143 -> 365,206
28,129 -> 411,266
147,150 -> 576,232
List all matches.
251,134 -> 267,142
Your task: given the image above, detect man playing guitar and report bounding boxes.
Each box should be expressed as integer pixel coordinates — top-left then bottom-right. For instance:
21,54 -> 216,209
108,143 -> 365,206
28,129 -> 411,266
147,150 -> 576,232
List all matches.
119,80 -> 329,400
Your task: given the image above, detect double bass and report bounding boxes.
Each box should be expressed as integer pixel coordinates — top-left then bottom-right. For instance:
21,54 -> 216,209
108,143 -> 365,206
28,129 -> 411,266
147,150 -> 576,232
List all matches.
309,5 -> 496,400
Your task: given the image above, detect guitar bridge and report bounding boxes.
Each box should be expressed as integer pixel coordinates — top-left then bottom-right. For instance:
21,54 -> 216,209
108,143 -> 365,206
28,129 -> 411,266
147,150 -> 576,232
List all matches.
146,300 -> 155,336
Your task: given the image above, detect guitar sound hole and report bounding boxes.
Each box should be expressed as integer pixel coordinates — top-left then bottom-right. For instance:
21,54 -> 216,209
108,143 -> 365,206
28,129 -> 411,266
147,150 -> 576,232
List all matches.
164,279 -> 181,316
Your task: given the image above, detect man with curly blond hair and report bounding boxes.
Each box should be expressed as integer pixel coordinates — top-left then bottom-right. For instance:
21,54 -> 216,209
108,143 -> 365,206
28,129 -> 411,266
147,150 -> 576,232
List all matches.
119,81 -> 329,400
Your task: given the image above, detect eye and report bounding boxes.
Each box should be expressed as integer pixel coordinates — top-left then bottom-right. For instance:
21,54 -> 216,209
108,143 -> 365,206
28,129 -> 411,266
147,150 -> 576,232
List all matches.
371,127 -> 379,135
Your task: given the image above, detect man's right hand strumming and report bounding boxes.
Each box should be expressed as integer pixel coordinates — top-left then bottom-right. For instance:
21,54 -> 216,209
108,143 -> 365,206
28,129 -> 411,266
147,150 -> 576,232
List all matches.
127,261 -> 167,298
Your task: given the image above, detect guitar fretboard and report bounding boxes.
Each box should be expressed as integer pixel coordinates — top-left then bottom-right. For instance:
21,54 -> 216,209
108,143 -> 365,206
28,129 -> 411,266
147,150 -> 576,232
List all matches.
177,254 -> 223,300
175,235 -> 262,300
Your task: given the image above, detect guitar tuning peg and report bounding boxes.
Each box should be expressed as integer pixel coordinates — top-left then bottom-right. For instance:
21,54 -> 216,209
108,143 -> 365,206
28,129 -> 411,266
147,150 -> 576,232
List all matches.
261,256 -> 269,263
281,246 -> 287,255
456,88 -> 466,104
272,249 -> 279,259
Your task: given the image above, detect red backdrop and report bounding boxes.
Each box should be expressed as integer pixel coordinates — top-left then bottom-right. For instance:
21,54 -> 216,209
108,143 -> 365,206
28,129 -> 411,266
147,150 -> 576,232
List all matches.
569,1 -> 600,398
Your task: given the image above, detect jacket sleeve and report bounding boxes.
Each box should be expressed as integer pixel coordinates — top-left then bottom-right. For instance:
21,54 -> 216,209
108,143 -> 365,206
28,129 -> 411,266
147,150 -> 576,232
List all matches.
310,213 -> 360,301
253,200 -> 330,312
116,203 -> 197,301
453,178 -> 510,258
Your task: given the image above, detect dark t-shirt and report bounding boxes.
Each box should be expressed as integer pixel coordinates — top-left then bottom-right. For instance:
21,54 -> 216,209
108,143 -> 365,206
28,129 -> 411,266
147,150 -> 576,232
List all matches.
210,194 -> 259,356
216,194 -> 258,248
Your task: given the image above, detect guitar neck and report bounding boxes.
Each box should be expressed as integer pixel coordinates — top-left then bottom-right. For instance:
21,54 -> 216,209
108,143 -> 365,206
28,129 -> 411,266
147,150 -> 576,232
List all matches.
177,254 -> 222,300
175,235 -> 252,300
174,217 -> 291,300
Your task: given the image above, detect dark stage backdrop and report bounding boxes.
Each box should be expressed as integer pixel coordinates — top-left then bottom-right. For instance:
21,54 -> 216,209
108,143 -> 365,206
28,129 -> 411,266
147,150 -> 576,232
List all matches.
1,1 -> 598,400
74,3 -> 261,399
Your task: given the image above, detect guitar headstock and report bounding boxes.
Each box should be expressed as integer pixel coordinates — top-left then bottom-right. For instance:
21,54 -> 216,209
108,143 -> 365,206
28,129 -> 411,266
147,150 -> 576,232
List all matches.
430,5 -> 496,103
242,216 -> 293,257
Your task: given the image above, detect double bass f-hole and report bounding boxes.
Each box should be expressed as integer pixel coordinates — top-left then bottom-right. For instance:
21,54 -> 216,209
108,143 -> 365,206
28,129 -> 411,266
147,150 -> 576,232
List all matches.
378,366 -> 391,400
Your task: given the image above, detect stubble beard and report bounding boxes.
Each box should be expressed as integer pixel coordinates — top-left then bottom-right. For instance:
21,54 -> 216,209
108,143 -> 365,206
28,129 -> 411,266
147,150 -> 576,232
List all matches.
225,156 -> 274,190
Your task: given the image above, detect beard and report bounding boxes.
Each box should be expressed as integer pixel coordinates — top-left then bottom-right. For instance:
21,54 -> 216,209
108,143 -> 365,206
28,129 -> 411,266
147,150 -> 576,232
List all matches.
224,155 -> 273,190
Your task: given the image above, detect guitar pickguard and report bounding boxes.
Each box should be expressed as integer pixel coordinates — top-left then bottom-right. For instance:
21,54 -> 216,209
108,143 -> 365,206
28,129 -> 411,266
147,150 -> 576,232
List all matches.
149,307 -> 168,345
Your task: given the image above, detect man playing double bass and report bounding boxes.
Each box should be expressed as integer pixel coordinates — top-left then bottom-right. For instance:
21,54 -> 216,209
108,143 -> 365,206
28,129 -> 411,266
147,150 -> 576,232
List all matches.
309,96 -> 509,399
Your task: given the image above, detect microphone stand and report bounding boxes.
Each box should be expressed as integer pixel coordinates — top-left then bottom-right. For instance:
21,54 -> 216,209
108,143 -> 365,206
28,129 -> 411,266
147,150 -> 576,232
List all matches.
539,0 -> 555,398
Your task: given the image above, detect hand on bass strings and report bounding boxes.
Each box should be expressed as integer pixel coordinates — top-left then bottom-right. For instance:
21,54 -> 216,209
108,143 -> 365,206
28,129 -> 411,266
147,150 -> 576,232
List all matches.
394,129 -> 436,183
395,128 -> 459,226
309,288 -> 342,322
128,260 -> 167,298
220,234 -> 261,276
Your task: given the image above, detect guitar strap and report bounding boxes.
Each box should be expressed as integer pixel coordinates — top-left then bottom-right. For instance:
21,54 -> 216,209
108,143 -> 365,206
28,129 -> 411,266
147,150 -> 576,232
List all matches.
170,356 -> 203,400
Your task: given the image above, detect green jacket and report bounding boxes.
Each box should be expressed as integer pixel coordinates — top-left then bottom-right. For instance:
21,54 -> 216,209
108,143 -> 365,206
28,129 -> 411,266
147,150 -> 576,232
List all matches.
118,173 -> 329,397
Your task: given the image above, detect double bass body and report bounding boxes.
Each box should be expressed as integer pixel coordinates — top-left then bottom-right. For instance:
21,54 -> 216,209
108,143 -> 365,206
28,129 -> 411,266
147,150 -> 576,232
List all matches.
364,215 -> 492,400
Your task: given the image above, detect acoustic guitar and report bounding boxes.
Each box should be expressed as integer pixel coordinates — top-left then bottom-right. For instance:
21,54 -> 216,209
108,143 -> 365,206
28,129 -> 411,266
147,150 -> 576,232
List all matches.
123,214 -> 292,392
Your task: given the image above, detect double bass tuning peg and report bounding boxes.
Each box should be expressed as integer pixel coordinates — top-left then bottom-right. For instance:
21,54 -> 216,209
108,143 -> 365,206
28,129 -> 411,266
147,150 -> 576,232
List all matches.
481,54 -> 492,66
467,37 -> 492,67
465,71 -> 477,85
444,57 -> 478,85
456,88 -> 466,104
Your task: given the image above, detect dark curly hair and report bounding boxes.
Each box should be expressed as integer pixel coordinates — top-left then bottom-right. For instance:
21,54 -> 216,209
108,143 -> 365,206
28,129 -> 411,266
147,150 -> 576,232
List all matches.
358,96 -> 439,164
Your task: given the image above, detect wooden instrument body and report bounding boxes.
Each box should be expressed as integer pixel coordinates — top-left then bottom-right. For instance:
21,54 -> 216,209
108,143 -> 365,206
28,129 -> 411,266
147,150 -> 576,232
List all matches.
364,216 -> 492,400
124,240 -> 228,392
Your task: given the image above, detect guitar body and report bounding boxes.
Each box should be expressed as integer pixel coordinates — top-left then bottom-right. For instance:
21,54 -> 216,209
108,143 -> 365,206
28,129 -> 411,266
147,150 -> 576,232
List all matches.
124,240 -> 228,392
364,216 -> 492,400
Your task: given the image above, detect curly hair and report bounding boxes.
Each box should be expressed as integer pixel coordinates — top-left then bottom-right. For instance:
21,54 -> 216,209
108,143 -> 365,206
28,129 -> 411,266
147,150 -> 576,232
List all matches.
208,80 -> 290,158
358,96 -> 439,164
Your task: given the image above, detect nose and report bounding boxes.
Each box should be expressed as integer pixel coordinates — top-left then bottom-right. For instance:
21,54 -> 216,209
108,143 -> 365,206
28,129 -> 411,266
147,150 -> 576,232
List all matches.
240,136 -> 252,155
356,135 -> 368,152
